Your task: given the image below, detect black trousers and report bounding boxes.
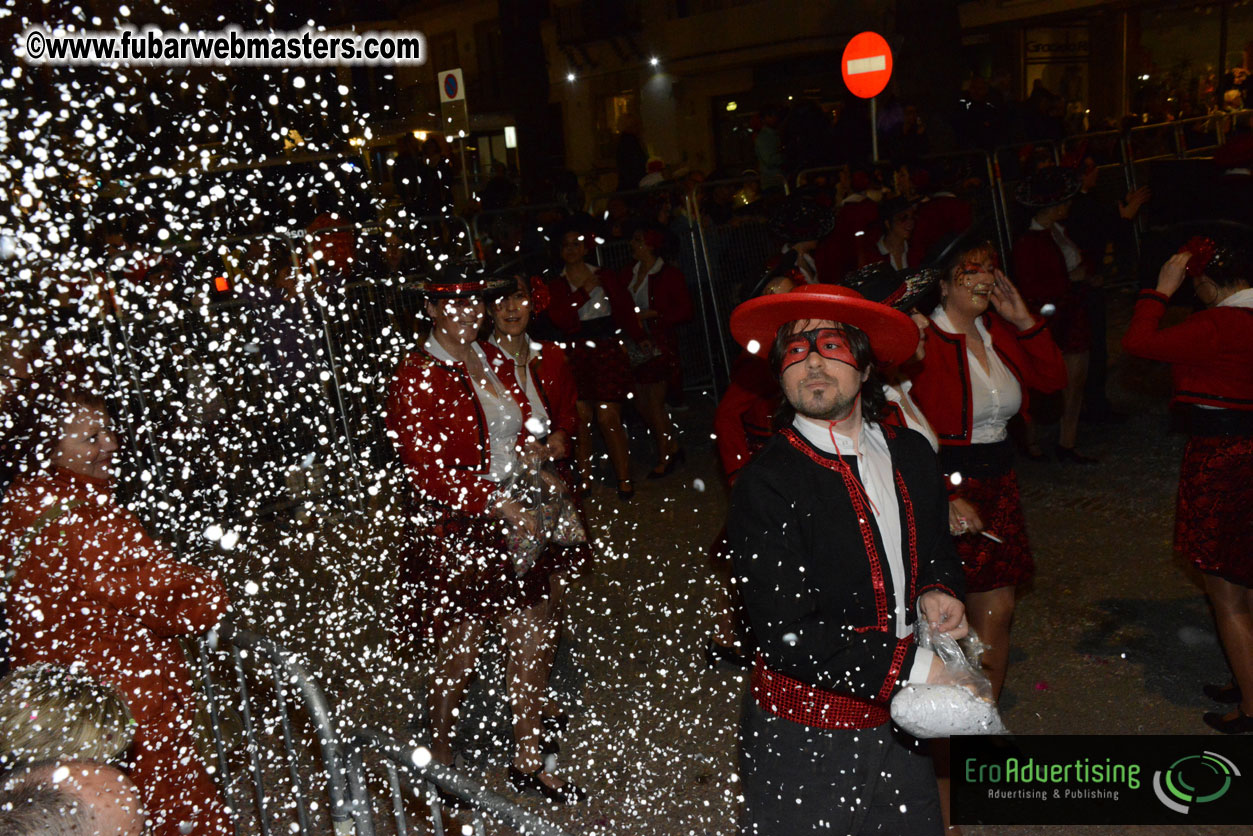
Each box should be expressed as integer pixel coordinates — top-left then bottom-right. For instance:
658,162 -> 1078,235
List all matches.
738,693 -> 942,836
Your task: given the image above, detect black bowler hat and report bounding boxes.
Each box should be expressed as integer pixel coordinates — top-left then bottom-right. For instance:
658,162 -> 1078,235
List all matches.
411,258 -> 513,299
1014,166 -> 1081,208
841,261 -> 941,313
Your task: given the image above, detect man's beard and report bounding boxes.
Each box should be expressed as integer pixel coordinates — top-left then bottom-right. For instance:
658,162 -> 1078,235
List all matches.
793,378 -> 860,422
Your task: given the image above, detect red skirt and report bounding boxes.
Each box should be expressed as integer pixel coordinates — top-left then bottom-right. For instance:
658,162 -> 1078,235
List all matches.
953,469 -> 1034,593
398,503 -> 552,643
567,338 -> 632,403
1176,435 -> 1253,587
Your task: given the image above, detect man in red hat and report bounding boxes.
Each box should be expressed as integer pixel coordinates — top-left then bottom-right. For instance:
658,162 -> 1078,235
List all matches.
725,284 -> 967,835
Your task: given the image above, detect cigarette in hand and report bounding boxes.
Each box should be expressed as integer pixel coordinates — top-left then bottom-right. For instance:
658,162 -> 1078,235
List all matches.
980,530 -> 1005,544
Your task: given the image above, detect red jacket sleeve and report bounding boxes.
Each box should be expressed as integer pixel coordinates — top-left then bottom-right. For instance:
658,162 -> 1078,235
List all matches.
386,356 -> 497,515
993,314 -> 1068,394
604,268 -> 647,341
650,264 -> 695,330
1012,231 -> 1069,313
1121,290 -> 1220,364
544,275 -> 589,336
714,356 -> 777,483
67,511 -> 229,638
538,342 -> 579,445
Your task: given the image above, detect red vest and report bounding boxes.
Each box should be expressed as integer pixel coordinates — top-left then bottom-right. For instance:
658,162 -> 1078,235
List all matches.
480,339 -> 580,444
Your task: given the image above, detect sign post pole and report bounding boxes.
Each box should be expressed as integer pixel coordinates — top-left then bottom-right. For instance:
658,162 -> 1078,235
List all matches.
438,67 -> 471,210
841,31 -> 893,165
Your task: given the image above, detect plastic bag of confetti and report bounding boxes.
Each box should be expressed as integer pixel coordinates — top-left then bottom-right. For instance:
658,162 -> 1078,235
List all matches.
890,620 -> 1008,738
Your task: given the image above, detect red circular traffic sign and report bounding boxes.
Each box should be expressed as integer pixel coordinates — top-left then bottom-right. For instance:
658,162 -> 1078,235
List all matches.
841,31 -> 893,99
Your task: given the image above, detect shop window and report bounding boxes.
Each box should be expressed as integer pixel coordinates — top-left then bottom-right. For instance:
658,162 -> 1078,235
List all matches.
1224,0 -> 1253,111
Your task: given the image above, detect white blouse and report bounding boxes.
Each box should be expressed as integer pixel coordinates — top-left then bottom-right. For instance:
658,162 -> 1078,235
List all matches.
630,258 -> 663,310
931,307 -> 1022,444
426,335 -> 522,483
883,381 -> 939,453
489,335 -> 552,439
563,263 -> 611,322
1031,219 -> 1082,274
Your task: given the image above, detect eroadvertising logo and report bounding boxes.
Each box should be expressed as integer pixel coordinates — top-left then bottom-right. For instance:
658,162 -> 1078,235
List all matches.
952,736 -> 1253,825
1151,751 -> 1239,814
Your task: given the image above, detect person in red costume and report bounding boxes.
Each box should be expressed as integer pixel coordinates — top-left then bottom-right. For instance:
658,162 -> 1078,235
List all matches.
624,224 -> 694,478
544,227 -> 643,499
0,369 -> 232,836
1011,166 -> 1095,463
909,240 -> 1067,699
386,265 -> 583,805
855,195 -> 916,271
1122,235 -> 1253,734
483,270 -> 592,735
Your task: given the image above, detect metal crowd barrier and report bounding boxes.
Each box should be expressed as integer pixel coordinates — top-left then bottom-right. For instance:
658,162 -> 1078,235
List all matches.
196,624 -> 572,836
342,729 -> 574,836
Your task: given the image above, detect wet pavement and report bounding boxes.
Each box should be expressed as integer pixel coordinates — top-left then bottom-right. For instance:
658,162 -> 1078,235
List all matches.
214,285 -> 1253,835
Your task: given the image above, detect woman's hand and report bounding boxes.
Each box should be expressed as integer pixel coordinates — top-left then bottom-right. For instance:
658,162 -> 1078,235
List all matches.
1156,252 -> 1192,298
948,498 -> 984,535
988,269 -> 1035,331
545,430 -> 571,461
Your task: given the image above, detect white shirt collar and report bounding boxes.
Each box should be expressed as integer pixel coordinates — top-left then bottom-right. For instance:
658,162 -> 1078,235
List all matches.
425,333 -> 485,365
792,413 -> 886,458
931,305 -> 992,346
1218,287 -> 1253,309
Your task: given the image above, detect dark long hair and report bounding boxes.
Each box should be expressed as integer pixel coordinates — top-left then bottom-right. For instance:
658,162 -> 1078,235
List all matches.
768,321 -> 887,429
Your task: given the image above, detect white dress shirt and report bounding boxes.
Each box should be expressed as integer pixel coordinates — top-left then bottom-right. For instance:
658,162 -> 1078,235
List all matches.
932,307 -> 1022,443
562,263 -> 611,321
427,335 -> 522,483
883,380 -> 939,453
792,415 -> 935,683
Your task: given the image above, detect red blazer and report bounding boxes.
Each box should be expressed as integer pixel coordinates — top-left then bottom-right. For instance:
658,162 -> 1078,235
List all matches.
910,194 -> 973,268
0,468 -> 232,836
909,313 -> 1067,446
481,339 -> 580,445
627,261 -> 694,350
386,342 -> 533,515
1121,290 -> 1253,410
714,352 -> 780,483
1011,227 -> 1071,313
544,266 -> 645,341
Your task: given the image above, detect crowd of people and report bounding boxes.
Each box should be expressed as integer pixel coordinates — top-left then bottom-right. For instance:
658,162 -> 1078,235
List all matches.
1,123 -> 1251,836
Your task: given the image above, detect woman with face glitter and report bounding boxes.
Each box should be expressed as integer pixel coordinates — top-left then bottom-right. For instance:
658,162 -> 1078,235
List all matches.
0,364 -> 232,836
909,241 -> 1067,700
386,265 -> 584,808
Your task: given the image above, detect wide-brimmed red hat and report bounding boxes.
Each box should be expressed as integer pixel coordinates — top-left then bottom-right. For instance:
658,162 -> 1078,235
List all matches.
730,284 -> 919,367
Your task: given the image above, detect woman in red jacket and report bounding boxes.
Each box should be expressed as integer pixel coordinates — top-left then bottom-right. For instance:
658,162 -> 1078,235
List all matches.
0,374 -> 232,836
625,224 -> 694,477
910,240 -> 1067,698
545,227 -> 642,499
1122,238 -> 1253,734
1011,167 -> 1095,462
484,271 -> 593,730
386,267 -> 583,804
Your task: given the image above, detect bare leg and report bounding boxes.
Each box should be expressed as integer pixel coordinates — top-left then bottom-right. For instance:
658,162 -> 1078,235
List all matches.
537,571 -> 569,717
1203,574 -> 1253,718
1058,352 -> 1089,450
574,401 -> 595,481
634,380 -> 674,468
428,619 -> 487,766
595,401 -> 632,483
965,586 -> 1017,701
504,598 -> 569,789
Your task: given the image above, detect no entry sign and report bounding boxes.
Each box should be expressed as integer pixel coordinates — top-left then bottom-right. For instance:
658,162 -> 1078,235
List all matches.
841,31 -> 893,99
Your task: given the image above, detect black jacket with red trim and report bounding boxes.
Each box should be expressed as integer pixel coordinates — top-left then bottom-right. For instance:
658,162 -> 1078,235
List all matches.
726,423 -> 964,705
1121,289 -> 1253,411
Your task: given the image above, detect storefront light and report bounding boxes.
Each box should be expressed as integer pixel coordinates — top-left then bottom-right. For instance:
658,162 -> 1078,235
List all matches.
726,101 -> 738,112
504,126 -> 517,149
649,57 -> 660,67
566,71 -> 576,82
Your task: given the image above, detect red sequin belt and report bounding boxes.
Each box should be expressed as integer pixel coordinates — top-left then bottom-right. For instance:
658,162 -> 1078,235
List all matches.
751,656 -> 889,729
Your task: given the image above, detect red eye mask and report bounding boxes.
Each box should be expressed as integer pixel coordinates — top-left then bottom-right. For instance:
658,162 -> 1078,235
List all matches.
780,328 -> 859,372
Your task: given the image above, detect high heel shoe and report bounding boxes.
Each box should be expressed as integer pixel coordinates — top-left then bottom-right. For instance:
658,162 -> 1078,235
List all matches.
1055,444 -> 1098,465
507,764 -> 587,805
617,479 -> 635,500
647,448 -> 686,479
1202,706 -> 1253,734
1203,680 -> 1243,704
